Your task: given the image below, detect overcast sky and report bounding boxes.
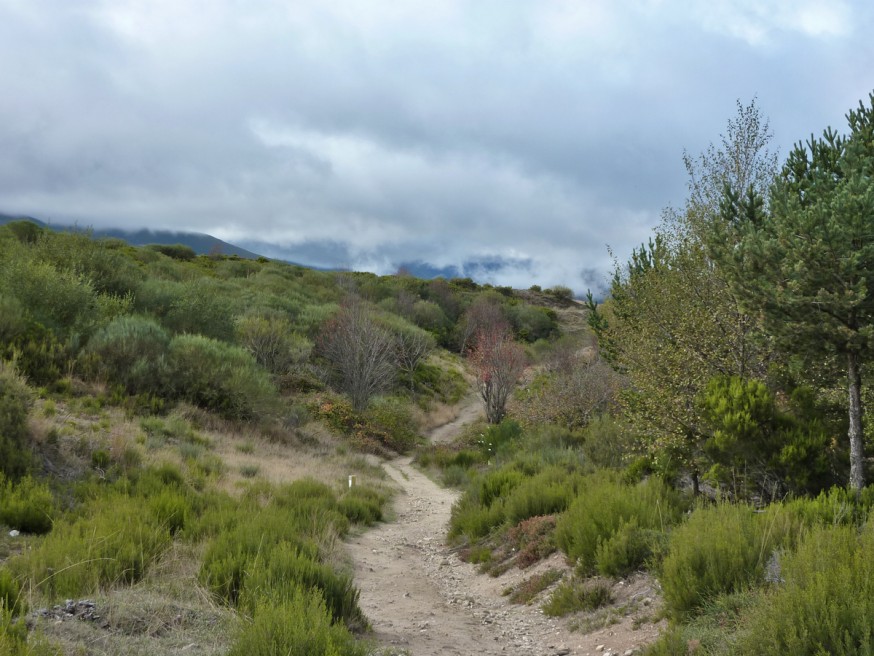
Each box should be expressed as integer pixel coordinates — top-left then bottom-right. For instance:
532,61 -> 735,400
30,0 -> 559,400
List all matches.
1,1 -> 872,293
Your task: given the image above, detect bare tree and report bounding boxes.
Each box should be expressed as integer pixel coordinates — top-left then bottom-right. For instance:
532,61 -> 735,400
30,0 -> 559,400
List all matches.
470,324 -> 526,423
394,325 -> 435,390
457,296 -> 507,355
319,300 -> 397,410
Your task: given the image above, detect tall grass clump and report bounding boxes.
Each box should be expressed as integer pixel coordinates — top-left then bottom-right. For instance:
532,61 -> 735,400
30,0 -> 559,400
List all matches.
555,472 -> 683,576
227,586 -> 367,656
8,495 -> 172,600
0,475 -> 54,534
659,502 -> 782,618
735,519 -> 874,656
239,541 -> 364,628
0,362 -> 33,479
198,478 -> 379,621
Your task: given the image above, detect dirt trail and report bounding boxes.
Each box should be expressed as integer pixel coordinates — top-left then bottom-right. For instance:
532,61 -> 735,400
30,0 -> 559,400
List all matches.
348,404 -> 661,656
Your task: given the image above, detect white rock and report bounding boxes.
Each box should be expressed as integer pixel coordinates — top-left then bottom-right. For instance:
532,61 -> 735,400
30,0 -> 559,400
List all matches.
8,530 -> 19,537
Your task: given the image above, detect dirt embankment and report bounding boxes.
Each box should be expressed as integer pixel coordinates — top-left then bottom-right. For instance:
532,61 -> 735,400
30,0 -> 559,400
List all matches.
347,403 -> 663,656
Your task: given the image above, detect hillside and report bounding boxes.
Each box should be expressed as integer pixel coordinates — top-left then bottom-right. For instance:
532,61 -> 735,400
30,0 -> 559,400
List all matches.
0,214 -> 263,260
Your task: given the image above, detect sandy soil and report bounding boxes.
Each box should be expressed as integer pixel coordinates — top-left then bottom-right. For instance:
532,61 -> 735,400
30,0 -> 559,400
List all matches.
347,406 -> 664,656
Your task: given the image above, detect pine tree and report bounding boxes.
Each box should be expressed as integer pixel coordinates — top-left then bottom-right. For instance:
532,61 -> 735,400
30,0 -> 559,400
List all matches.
726,93 -> 874,490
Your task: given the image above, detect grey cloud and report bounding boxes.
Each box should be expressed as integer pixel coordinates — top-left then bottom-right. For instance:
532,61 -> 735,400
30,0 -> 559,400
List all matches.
1,1 -> 873,292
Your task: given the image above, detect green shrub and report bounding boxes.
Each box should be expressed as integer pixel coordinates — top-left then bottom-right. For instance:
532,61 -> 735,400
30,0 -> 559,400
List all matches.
504,467 -> 584,525
338,486 -> 386,526
234,315 -> 312,377
542,578 -> 612,617
227,586 -> 367,656
145,243 -> 197,261
660,502 -> 781,618
85,315 -> 169,394
148,488 -> 191,535
0,322 -> 69,386
448,496 -> 507,541
167,334 -> 278,420
0,251 -> 95,337
239,541 -> 364,628
9,495 -> 172,600
163,278 -> 240,341
555,472 -> 682,574
0,568 -> 24,616
0,363 -> 33,479
361,397 -> 419,453
198,484 -> 349,606
594,519 -> 663,578
735,520 -> 874,656
0,475 -> 54,534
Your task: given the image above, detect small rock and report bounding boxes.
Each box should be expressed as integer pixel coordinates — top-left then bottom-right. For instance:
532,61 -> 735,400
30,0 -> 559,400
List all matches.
624,650 -> 635,656
8,529 -> 19,537
596,646 -> 605,652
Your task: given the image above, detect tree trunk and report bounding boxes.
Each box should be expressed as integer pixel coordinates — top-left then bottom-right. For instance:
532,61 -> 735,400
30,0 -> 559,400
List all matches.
848,351 -> 865,491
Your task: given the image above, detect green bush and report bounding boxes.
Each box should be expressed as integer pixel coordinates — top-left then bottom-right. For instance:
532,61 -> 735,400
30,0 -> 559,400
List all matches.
163,278 -> 240,341
0,475 -> 54,534
9,495 -> 172,600
85,315 -> 169,394
239,541 -> 364,628
338,486 -> 387,526
542,578 -> 612,617
660,502 -> 781,618
234,315 -> 312,378
145,243 -> 197,261
0,322 -> 70,386
507,303 -> 558,342
0,249 -> 96,338
0,363 -> 32,479
361,397 -> 419,453
594,519 -> 663,578
198,483 -> 350,606
0,568 -> 24,616
167,334 -> 278,420
227,586 -> 367,656
555,472 -> 682,574
735,520 -> 874,656
504,467 -> 583,525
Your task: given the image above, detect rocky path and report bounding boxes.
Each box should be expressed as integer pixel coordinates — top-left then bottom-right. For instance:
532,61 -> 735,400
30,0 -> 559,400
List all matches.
347,404 -> 662,656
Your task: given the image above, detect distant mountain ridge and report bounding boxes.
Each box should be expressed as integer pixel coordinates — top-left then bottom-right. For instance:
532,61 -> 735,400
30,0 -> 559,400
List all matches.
0,213 -> 263,260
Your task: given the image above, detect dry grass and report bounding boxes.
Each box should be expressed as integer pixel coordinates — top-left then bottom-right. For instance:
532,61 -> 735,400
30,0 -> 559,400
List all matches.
32,543 -> 237,656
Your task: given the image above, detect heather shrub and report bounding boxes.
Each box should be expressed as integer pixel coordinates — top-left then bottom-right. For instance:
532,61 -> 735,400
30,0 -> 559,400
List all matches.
735,520 -> 874,655
9,495 -> 172,600
0,569 -> 24,616
239,541 -> 364,628
227,587 -> 367,656
0,475 -> 54,534
594,519 -> 664,578
660,502 -> 781,618
0,363 -> 33,479
555,472 -> 682,574
543,577 -> 613,617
